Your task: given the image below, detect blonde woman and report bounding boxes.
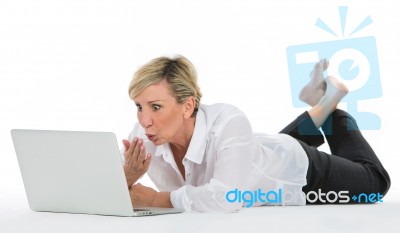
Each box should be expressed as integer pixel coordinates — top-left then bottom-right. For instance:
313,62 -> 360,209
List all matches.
121,55 -> 390,213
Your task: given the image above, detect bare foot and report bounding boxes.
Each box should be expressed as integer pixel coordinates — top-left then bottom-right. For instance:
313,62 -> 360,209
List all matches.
307,76 -> 349,129
299,59 -> 328,106
323,76 -> 349,111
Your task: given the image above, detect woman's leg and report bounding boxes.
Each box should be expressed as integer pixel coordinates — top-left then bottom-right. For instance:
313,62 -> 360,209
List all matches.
280,70 -> 390,203
285,110 -> 391,204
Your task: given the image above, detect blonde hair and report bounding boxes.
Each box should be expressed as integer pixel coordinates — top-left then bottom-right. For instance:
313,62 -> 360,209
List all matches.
128,55 -> 202,117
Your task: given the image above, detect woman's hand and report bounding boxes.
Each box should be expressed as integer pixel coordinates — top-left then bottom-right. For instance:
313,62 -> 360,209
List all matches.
122,137 -> 152,188
130,183 -> 173,208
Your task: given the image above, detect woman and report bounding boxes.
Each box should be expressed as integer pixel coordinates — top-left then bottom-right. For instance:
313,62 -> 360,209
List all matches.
121,55 -> 390,213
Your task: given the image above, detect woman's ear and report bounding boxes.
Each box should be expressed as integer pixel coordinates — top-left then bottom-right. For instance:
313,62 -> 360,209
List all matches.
183,96 -> 195,119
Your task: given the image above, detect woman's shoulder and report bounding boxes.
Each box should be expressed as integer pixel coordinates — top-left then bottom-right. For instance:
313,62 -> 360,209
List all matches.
200,103 -> 245,117
199,103 -> 250,129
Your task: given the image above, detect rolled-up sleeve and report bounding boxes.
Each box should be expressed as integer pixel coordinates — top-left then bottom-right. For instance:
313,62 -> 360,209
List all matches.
170,179 -> 242,213
170,185 -> 192,211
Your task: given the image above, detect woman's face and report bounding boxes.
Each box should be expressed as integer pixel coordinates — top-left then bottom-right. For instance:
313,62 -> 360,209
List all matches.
133,80 -> 190,146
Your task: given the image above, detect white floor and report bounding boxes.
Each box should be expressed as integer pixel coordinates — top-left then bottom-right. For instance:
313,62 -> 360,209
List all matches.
1,191 -> 399,233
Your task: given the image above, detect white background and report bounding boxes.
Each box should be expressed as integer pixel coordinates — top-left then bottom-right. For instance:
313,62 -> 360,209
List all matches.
1,0 -> 399,219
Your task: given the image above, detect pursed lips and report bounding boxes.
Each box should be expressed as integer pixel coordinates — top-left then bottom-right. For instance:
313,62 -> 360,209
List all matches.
146,133 -> 156,142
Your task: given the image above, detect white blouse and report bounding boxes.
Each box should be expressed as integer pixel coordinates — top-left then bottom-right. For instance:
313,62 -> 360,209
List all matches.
124,103 -> 309,213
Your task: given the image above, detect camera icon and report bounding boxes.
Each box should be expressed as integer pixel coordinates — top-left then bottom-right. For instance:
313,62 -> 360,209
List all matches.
286,36 -> 382,130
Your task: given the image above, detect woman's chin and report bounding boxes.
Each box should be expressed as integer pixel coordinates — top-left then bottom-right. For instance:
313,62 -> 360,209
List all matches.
151,139 -> 164,146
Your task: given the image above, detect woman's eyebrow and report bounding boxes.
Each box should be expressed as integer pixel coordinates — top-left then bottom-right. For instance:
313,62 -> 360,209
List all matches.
134,99 -> 164,105
147,100 -> 163,104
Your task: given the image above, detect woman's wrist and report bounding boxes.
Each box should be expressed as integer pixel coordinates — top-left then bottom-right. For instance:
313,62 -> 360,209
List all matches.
153,192 -> 173,208
124,168 -> 142,189
126,175 -> 141,189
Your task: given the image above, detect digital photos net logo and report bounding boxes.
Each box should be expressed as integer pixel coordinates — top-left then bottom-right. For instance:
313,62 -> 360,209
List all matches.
225,188 -> 384,208
286,6 -> 381,130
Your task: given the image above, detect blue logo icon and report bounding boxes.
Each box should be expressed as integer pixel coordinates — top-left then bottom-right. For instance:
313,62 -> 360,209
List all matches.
286,6 -> 382,130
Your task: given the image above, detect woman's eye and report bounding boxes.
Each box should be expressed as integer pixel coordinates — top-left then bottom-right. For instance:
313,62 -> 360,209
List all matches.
152,104 -> 161,111
136,104 -> 142,111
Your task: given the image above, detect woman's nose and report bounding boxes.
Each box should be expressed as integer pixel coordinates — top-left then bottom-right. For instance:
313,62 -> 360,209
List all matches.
139,112 -> 153,128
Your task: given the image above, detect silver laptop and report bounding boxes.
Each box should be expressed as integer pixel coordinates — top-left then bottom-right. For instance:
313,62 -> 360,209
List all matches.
10,129 -> 184,217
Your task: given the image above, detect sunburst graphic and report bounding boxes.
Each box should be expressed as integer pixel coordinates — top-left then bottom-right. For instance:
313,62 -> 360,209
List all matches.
315,6 -> 373,37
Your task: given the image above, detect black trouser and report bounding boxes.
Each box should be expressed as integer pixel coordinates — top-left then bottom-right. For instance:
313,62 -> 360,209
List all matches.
280,109 -> 391,204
